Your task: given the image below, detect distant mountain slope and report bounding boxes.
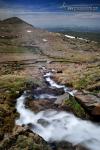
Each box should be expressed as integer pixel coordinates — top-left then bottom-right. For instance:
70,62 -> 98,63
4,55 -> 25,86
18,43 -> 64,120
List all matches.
0,17 -> 99,63
0,17 -> 34,34
1,17 -> 28,24
46,27 -> 100,42
0,17 -> 33,27
0,17 -> 39,53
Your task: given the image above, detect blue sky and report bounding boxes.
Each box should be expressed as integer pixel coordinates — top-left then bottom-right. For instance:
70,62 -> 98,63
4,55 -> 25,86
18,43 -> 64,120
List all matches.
0,0 -> 100,10
0,0 -> 100,12
1,0 -> 100,4
0,0 -> 100,31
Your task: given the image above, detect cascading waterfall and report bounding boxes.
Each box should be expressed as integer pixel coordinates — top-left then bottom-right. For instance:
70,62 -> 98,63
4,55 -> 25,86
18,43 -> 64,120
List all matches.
44,71 -> 77,96
16,69 -> 100,150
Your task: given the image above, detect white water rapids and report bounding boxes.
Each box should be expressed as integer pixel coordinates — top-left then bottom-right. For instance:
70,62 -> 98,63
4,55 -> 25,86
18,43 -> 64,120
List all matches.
16,71 -> 100,150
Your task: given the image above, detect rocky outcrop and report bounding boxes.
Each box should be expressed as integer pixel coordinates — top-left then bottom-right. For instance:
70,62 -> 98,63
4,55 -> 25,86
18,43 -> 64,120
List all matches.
0,126 -> 52,150
0,125 -> 88,150
33,87 -> 65,97
75,91 -> 100,119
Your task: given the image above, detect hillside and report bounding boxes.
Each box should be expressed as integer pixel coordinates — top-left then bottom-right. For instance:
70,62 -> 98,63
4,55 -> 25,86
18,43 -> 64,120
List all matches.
0,17 -> 100,88
0,17 -> 100,150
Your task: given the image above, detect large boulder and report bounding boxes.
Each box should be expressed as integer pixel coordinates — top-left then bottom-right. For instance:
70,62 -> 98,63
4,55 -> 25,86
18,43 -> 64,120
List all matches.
75,91 -> 100,119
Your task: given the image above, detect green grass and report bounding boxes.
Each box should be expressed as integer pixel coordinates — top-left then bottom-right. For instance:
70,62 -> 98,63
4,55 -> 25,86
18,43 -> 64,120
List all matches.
65,96 -> 87,118
0,75 -> 28,91
74,73 -> 100,90
0,46 -> 41,53
0,75 -> 31,135
74,77 -> 90,90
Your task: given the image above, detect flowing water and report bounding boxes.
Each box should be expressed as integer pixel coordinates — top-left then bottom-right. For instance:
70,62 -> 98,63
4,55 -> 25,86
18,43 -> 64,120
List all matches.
44,71 -> 77,96
16,69 -> 100,150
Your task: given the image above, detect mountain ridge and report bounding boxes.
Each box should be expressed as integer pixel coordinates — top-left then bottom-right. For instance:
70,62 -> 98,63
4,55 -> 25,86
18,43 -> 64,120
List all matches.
0,17 -> 34,28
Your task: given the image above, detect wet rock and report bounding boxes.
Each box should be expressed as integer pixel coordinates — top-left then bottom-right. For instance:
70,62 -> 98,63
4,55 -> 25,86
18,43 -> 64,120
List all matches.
92,103 -> 100,115
55,142 -> 88,150
49,142 -> 74,150
33,87 -> 64,97
38,119 -> 49,127
26,99 -> 57,112
75,92 -> 100,119
55,93 -> 69,105
49,142 -> 57,150
27,123 -> 37,130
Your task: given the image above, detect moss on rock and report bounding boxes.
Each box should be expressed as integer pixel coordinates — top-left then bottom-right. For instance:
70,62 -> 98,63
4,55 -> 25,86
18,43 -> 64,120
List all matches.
64,96 -> 87,118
